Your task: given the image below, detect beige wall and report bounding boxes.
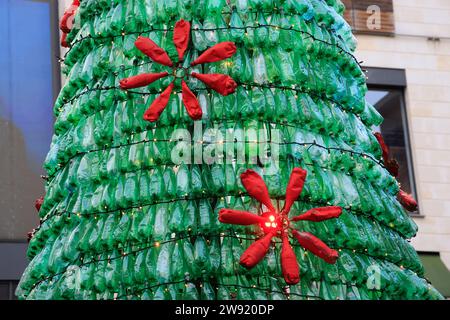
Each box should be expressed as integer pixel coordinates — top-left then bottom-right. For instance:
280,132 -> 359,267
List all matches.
57,0 -> 450,266
354,0 -> 450,268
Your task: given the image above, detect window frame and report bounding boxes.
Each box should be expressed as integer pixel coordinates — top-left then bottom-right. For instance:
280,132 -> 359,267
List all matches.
365,67 -> 420,216
0,280 -> 19,300
49,0 -> 62,102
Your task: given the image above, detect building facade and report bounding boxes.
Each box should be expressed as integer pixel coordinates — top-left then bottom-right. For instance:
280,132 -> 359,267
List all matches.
348,0 -> 450,295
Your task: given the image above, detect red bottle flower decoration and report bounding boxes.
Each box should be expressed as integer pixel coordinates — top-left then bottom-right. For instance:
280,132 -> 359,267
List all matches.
374,132 -> 417,212
120,19 -> 238,122
219,167 -> 342,285
59,0 -> 80,48
35,196 -> 44,212
374,132 -> 399,177
397,190 -> 418,212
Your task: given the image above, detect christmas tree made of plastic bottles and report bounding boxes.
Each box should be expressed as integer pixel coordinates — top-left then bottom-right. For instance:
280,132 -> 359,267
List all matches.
17,0 -> 443,300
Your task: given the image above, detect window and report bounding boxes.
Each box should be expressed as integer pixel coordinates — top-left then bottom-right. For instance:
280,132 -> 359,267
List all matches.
367,89 -> 415,195
365,68 -> 418,213
0,0 -> 60,241
0,281 -> 19,300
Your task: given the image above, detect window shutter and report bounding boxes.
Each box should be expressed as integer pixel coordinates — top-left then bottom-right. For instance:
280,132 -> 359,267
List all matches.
341,0 -> 395,35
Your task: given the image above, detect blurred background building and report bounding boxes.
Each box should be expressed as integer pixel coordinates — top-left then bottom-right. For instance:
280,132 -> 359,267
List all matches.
0,0 -> 448,299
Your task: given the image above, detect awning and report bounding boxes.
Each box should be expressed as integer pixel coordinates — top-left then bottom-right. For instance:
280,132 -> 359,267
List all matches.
420,253 -> 450,298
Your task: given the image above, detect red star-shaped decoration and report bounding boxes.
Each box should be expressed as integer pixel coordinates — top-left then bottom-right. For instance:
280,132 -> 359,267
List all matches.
120,19 -> 238,122
219,167 -> 343,285
374,132 -> 417,212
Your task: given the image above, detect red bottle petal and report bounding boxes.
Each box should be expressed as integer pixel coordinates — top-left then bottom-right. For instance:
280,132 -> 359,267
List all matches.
397,189 -> 418,212
119,72 -> 169,90
240,232 -> 274,269
291,206 -> 342,222
240,169 -> 276,212
60,13 -> 71,33
27,231 -> 34,243
191,42 -> 237,66
173,19 -> 191,61
181,80 -> 203,120
143,82 -> 174,122
281,235 -> 300,285
282,167 -> 307,215
374,132 -> 389,161
219,209 -> 266,226
35,196 -> 44,212
292,230 -> 339,264
60,12 -> 76,33
135,36 -> 173,67
60,0 -> 79,33
61,33 -> 69,48
191,73 -> 237,96
386,159 -> 400,177
374,132 -> 400,177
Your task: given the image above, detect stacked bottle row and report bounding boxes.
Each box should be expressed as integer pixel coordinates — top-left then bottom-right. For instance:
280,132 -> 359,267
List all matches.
19,223 -> 437,300
40,131 -> 414,230
44,117 -> 396,196
65,2 -> 357,69
29,197 -> 421,276
59,2 -> 365,104
43,135 -> 392,200
71,0 -> 353,49
30,155 -> 418,265
51,86 -> 381,169
25,274 -> 442,300
48,92 -> 382,184
62,21 -> 365,100
62,16 -> 363,94
52,80 -> 380,155
56,49 -> 368,161
59,18 -> 366,117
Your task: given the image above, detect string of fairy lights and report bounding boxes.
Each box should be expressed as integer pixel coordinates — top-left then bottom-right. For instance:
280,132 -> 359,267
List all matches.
55,69 -> 365,120
29,272 -> 327,300
66,23 -> 360,68
51,84 -> 370,160
38,138 -> 397,229
64,9 -> 362,70
25,229 -> 428,300
43,131 -> 385,184
28,226 -> 409,287
32,219 -> 414,271
32,181 -> 412,259
51,82 -> 372,161
36,117 -> 402,239
116,282 -> 325,301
